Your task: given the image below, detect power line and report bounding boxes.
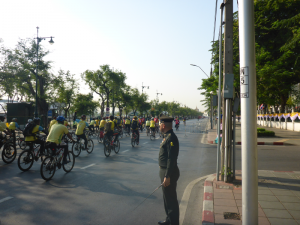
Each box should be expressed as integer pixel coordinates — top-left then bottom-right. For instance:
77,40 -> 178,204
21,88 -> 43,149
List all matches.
210,0 -> 218,76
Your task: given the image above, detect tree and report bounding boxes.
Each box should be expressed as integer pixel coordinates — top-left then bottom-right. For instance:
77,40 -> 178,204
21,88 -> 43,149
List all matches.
54,70 -> 79,120
72,94 -> 99,117
0,38 -> 60,126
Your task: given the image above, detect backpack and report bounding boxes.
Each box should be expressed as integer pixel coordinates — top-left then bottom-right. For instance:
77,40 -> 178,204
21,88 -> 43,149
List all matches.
132,120 -> 137,130
23,122 -> 36,137
105,121 -> 112,132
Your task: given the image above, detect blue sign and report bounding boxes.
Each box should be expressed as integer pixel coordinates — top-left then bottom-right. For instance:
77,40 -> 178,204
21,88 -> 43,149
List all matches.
48,110 -> 52,117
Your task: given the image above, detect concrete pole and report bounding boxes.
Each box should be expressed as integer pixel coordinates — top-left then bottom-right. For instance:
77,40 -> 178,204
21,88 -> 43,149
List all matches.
224,99 -> 230,182
217,3 -> 225,181
239,0 -> 258,224
285,106 -> 287,130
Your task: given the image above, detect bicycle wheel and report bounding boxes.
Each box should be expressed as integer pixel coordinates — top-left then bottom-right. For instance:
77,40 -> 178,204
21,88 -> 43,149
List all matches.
131,138 -> 135,147
114,140 -> 120,154
72,142 -> 81,157
119,131 -> 123,139
40,156 -> 56,181
19,140 -> 27,150
1,144 -> 17,164
62,151 -> 75,173
86,139 -> 94,154
18,150 -> 34,171
150,133 -> 155,141
104,141 -> 111,157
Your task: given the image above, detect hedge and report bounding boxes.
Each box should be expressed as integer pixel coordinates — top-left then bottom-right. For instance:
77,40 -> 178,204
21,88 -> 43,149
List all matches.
257,130 -> 275,137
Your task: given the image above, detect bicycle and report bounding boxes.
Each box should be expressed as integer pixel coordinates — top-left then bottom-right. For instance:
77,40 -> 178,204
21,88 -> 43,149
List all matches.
103,132 -> 120,157
146,127 -> 150,136
150,129 -> 156,141
97,129 -> 104,143
17,135 -> 50,171
124,126 -> 130,137
1,134 -> 17,164
71,131 -> 94,157
118,128 -> 123,139
131,131 -> 139,147
40,144 -> 75,181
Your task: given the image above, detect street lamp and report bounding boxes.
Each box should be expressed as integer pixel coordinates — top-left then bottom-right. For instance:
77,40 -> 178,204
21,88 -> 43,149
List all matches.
190,64 -> 209,78
141,82 -> 149,94
34,27 -> 54,118
156,92 -> 162,102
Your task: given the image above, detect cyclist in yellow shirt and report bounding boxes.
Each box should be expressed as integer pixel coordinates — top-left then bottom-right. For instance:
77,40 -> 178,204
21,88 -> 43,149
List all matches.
150,117 -> 156,137
46,116 -> 75,164
95,118 -> 100,130
75,115 -> 88,150
25,118 -> 47,155
125,117 -> 131,133
89,118 -> 95,132
49,117 -> 58,132
99,117 -> 106,131
131,116 -> 139,144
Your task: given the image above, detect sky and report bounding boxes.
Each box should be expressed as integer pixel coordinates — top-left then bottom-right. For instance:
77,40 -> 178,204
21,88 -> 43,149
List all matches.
0,0 -> 238,113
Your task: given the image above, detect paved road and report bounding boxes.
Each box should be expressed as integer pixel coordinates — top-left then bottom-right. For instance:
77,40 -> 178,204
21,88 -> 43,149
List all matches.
0,119 -> 215,225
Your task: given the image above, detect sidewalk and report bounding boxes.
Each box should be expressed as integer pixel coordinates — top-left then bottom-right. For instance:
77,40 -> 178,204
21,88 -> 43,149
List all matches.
202,170 -> 300,225
207,122 -> 300,146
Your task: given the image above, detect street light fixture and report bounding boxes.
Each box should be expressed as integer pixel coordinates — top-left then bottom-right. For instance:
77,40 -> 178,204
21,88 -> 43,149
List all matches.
141,82 -> 149,94
34,27 -> 54,118
190,64 -> 209,78
156,92 -> 162,102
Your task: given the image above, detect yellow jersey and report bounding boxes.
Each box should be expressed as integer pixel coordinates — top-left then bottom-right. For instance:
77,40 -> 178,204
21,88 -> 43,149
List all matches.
125,119 -> 131,125
99,120 -> 106,128
46,123 -> 69,144
49,120 -> 58,132
0,122 -> 7,132
150,121 -> 155,128
25,125 -> 40,142
75,120 -> 86,135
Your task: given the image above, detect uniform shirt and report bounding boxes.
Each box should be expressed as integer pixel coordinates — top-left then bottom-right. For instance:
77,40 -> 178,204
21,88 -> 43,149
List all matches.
90,120 -> 95,126
46,123 -> 69,144
146,121 -> 150,126
131,119 -> 139,130
49,120 -> 58,132
0,122 -> 7,131
25,125 -> 44,142
99,120 -> 106,128
8,122 -> 20,130
75,120 -> 86,135
150,120 -> 155,128
125,119 -> 131,125
158,129 -> 179,178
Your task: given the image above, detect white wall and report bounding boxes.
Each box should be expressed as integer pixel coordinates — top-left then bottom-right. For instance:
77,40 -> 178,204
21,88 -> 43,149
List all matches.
257,119 -> 300,132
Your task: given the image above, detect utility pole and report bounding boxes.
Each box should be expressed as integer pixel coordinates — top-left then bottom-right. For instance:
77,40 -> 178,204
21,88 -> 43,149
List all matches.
222,0 -> 233,182
239,0 -> 258,224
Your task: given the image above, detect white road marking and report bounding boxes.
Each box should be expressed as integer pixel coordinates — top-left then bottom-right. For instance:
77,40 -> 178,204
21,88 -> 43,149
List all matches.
0,197 -> 13,204
179,174 -> 211,225
81,164 -> 95,170
123,150 -> 129,153
143,142 -> 148,144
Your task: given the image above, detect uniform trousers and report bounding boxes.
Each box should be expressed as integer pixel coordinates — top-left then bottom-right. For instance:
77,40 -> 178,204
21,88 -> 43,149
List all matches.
159,166 -> 180,225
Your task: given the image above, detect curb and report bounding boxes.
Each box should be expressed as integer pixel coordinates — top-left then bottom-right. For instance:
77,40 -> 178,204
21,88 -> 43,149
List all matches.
207,141 -> 285,145
202,175 -> 215,225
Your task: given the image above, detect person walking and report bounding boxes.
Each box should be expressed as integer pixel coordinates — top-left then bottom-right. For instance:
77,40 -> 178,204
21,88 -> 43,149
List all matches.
158,115 -> 180,225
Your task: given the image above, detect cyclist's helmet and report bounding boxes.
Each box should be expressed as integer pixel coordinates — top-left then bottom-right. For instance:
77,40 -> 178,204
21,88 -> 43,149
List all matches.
56,116 -> 65,122
81,114 -> 86,119
12,118 -> 17,122
134,116 -> 137,119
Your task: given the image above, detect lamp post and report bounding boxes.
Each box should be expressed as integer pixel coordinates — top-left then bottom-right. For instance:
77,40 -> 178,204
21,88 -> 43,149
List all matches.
141,82 -> 149,94
156,92 -> 162,102
34,27 -> 54,118
190,64 -> 212,128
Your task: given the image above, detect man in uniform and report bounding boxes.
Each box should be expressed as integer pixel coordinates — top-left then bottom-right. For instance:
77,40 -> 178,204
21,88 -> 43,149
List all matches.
158,115 -> 180,225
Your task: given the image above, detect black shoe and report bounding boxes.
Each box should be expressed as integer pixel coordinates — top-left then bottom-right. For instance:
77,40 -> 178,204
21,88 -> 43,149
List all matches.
158,221 -> 170,225
62,160 -> 70,165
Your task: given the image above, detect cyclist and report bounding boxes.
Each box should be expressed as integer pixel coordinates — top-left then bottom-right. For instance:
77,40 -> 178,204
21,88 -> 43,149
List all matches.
89,118 -> 95,132
49,116 -> 58,132
145,118 -> 150,133
95,118 -> 100,131
104,115 -> 118,144
138,117 -> 142,130
117,117 -> 123,131
0,116 -> 11,149
46,116 -> 76,164
75,115 -> 89,150
183,117 -> 186,126
99,117 -> 106,131
25,118 -> 47,155
125,117 -> 131,133
8,118 -> 20,147
131,116 -> 139,144
150,117 -> 156,137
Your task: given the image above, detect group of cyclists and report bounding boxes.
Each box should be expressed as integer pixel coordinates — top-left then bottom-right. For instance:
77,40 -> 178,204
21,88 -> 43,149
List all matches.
0,113 -> 184,180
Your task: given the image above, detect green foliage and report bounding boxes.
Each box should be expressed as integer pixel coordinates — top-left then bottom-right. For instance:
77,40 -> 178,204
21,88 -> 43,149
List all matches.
257,128 -> 265,132
257,129 -> 275,137
72,94 -> 99,117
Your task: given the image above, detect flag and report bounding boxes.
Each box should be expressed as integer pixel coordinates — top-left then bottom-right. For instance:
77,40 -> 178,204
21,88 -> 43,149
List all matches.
259,104 -> 264,110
